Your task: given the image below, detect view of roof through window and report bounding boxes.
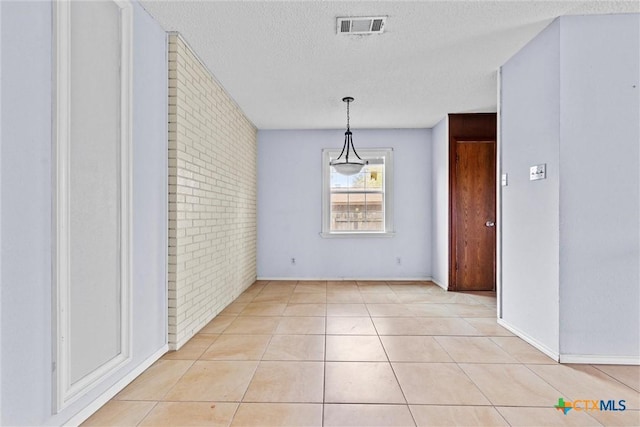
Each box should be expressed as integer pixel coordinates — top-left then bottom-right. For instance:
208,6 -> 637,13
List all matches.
330,162 -> 385,232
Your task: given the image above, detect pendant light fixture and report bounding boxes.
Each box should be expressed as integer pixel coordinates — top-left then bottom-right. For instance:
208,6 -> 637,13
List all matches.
330,96 -> 368,176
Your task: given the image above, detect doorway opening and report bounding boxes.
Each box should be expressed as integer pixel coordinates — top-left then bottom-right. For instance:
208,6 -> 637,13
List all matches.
448,114 -> 497,292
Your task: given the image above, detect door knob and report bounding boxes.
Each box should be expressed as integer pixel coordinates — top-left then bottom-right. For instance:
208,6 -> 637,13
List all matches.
485,221 -> 495,227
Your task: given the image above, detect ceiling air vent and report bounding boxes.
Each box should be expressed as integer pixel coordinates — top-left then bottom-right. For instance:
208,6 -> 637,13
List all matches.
337,16 -> 386,35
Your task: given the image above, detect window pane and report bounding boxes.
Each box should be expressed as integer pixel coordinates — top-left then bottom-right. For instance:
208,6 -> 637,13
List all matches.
330,163 -> 384,192
349,171 -> 366,189
362,193 -> 384,231
330,170 -> 350,191
325,150 -> 390,234
349,193 -> 365,231
330,192 -> 385,232
330,193 -> 348,231
366,165 -> 384,190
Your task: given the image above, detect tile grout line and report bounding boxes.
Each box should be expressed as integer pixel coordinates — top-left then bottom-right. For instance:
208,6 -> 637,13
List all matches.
367,307 -> 418,426
322,299 -> 328,427
437,337 -> 513,426
409,302 -> 518,426
517,362 -> 609,426
226,280 -> 276,426
590,364 -> 640,393
100,281 -> 627,427
155,359 -> 197,403
134,401 -> 160,427
365,289 -> 418,427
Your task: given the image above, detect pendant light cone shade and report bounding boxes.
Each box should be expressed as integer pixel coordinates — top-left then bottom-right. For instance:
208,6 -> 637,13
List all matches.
330,97 -> 368,176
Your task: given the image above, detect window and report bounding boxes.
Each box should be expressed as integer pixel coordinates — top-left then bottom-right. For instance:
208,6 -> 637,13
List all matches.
321,148 -> 394,237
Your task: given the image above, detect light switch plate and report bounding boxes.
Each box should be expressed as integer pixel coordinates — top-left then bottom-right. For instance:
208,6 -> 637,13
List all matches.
501,173 -> 508,186
530,164 -> 546,181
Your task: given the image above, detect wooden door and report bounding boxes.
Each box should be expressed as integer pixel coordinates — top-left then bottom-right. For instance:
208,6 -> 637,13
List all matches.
452,140 -> 496,291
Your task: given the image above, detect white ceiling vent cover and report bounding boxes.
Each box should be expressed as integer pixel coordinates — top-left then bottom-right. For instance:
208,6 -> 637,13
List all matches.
337,16 -> 386,35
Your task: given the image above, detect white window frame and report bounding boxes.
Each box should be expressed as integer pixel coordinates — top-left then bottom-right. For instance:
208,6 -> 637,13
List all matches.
321,148 -> 394,238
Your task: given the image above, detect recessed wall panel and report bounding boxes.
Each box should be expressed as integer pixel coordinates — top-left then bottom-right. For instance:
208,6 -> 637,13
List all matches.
55,0 -> 132,410
68,0 -> 122,384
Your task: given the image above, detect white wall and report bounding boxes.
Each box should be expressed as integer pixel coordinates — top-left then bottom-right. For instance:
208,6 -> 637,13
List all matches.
500,19 -> 561,356
500,13 -> 640,361
0,2 -> 3,420
258,129 -> 432,280
558,14 -> 639,359
0,2 -> 168,424
131,1 -> 168,364
167,34 -> 257,349
431,117 -> 449,289
1,3 -> 53,423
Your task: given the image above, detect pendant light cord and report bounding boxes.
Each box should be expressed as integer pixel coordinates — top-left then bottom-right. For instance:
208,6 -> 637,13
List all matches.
331,96 -> 366,173
346,99 -> 350,131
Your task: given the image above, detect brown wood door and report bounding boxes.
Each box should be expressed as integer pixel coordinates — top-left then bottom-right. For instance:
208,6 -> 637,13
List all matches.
452,140 -> 496,291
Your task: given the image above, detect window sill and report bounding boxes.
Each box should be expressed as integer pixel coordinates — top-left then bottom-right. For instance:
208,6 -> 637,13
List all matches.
319,231 -> 396,239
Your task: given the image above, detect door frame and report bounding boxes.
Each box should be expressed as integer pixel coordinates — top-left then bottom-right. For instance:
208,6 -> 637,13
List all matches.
448,137 -> 497,291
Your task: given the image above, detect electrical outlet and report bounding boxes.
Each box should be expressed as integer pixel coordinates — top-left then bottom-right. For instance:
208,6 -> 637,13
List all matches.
396,257 -> 401,265
291,258 -> 296,265
501,173 -> 508,186
529,164 -> 546,181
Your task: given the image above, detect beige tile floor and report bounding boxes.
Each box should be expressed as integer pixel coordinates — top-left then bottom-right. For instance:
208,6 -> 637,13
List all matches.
84,280 -> 640,427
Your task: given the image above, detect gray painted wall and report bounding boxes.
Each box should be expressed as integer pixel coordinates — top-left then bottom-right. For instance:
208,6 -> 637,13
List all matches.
257,129 -> 432,280
500,19 -> 561,355
558,14 -> 639,358
0,2 -> 168,424
501,13 -> 639,359
1,3 -> 53,423
431,117 -> 449,289
0,1 -> 3,420
131,1 -> 169,360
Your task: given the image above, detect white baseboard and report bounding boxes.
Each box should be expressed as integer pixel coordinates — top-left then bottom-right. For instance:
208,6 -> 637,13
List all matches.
559,354 -> 640,365
64,345 -> 169,427
497,318 -> 560,362
497,319 -> 640,365
431,278 -> 448,291
257,276 -> 433,282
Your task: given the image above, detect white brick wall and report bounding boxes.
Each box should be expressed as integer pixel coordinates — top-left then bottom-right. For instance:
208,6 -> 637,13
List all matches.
168,34 -> 257,349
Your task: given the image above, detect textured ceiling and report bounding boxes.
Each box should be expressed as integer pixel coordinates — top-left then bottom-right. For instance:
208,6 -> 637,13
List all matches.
140,1 -> 639,129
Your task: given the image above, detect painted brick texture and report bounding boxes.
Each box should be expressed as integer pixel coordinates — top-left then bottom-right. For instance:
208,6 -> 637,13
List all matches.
168,34 -> 257,348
